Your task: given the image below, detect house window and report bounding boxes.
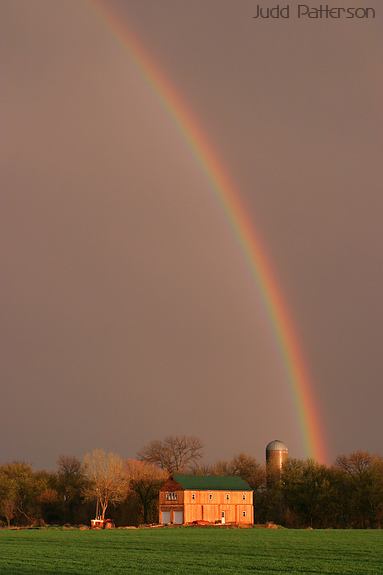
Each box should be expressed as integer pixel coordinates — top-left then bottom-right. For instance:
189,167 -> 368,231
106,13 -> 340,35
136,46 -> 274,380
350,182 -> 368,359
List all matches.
165,492 -> 177,501
225,493 -> 230,501
192,493 -> 196,501
242,493 -> 246,501
242,511 -> 247,517
208,493 -> 213,501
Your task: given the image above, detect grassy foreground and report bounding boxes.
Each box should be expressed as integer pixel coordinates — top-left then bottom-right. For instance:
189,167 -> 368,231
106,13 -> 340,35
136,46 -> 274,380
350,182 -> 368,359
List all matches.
0,527 -> 382,575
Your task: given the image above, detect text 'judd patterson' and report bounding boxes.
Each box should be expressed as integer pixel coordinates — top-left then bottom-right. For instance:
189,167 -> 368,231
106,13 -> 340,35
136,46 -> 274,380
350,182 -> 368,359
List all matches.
253,4 -> 376,20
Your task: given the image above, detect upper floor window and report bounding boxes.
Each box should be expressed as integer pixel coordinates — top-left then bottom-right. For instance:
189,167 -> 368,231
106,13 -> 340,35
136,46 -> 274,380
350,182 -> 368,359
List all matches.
208,493 -> 213,501
192,492 -> 196,501
242,493 -> 246,501
225,493 -> 230,501
165,492 -> 177,501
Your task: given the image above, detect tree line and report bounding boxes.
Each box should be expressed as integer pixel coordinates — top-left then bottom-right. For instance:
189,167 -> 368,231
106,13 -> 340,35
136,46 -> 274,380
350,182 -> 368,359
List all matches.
1,436 -> 383,528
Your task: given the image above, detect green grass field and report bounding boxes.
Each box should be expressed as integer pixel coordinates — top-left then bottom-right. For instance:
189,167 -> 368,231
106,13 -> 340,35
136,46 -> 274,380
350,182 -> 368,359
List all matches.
0,527 -> 382,575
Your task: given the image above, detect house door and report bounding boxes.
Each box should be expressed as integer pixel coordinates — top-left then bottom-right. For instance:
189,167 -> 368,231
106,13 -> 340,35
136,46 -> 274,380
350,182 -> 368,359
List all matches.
173,511 -> 183,524
161,511 -> 171,524
221,511 -> 225,525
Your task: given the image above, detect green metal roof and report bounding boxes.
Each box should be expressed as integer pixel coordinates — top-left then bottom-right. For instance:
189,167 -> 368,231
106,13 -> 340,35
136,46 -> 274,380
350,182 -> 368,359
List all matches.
172,474 -> 252,491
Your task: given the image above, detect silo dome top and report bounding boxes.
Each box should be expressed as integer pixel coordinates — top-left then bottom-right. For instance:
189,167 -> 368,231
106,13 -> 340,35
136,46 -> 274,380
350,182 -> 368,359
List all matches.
266,440 -> 288,452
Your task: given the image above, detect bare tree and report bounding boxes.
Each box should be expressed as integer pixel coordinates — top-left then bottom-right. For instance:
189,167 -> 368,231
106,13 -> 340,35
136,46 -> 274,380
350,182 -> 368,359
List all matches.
191,453 -> 265,489
82,449 -> 129,521
230,453 -> 266,490
57,456 -> 83,478
335,451 -> 382,478
137,436 -> 203,474
191,460 -> 231,476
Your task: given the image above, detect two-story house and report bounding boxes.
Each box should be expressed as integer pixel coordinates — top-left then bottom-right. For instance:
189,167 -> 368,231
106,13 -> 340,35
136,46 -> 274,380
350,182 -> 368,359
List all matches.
159,474 -> 253,525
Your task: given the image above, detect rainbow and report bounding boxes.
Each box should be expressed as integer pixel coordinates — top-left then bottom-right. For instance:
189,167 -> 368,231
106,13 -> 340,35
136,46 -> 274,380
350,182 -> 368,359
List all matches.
90,0 -> 327,463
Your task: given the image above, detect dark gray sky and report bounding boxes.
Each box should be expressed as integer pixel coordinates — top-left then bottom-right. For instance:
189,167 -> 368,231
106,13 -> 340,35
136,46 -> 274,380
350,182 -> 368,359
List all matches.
1,0 -> 382,468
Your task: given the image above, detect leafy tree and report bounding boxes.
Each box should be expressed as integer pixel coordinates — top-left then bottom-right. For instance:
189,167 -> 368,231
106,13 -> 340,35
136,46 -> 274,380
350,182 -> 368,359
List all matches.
0,473 -> 17,527
126,459 -> 166,524
0,463 -> 47,526
335,451 -> 383,528
55,456 -> 89,524
255,482 -> 286,525
281,459 -> 336,528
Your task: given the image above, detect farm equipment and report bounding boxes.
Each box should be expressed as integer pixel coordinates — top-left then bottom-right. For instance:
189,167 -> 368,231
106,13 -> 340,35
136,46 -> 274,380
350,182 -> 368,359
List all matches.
90,501 -> 115,529
90,518 -> 114,529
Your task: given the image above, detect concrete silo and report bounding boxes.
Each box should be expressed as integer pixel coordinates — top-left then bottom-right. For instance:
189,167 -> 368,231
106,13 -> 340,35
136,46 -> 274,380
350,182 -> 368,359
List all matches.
266,440 -> 288,484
